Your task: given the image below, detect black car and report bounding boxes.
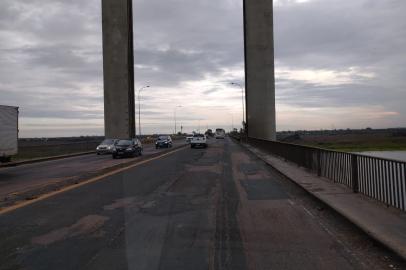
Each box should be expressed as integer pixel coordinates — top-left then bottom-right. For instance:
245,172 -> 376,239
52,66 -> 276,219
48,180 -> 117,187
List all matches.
112,139 -> 143,159
155,135 -> 172,149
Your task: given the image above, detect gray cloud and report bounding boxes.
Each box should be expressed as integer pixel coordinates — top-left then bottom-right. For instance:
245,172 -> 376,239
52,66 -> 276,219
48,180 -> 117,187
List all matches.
273,0 -> 406,128
0,0 -> 405,137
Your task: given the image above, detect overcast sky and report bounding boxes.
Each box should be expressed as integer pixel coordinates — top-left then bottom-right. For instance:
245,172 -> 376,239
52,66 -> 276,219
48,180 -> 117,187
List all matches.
0,0 -> 405,137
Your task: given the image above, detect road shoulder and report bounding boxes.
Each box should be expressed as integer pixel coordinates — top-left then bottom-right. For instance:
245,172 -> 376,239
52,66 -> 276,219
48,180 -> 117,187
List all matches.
242,142 -> 406,261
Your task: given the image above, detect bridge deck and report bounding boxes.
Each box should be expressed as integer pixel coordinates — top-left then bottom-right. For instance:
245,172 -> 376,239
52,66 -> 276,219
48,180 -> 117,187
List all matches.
0,138 -> 404,269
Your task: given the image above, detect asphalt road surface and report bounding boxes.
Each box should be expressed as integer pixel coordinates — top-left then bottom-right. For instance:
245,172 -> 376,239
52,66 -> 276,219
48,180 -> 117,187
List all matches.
0,140 -> 185,200
0,138 -> 404,270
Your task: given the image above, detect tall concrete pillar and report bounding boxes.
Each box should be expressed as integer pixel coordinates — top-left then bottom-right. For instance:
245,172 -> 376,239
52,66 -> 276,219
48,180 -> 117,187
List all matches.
244,0 -> 276,140
102,0 -> 135,139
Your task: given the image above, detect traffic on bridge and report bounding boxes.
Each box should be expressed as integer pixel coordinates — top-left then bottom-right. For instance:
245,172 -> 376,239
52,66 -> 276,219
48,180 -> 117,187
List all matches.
0,137 -> 405,269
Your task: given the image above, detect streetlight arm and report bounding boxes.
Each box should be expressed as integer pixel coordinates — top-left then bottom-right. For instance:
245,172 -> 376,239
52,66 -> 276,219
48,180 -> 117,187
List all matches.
231,82 -> 242,88
138,85 -> 150,97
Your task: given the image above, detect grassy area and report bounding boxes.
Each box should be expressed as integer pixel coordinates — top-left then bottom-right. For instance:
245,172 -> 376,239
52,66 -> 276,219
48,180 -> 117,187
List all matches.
15,142 -> 99,161
289,133 -> 406,152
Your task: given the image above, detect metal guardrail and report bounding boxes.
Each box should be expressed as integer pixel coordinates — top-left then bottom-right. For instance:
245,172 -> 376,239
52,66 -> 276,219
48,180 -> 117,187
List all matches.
247,138 -> 406,212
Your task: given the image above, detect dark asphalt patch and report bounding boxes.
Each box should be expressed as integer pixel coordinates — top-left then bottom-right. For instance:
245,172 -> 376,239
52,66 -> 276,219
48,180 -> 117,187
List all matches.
239,163 -> 261,175
240,178 -> 288,200
0,173 -> 16,182
214,141 -> 247,270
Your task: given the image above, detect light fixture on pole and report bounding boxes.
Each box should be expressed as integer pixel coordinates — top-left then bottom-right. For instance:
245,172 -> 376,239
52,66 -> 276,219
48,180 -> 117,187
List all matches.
137,85 -> 150,137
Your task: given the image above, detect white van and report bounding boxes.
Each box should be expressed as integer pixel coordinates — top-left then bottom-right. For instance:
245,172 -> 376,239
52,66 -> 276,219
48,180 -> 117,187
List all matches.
190,134 -> 207,148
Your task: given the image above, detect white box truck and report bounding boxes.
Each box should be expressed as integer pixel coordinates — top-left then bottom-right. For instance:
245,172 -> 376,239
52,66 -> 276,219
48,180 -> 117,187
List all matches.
0,105 -> 19,162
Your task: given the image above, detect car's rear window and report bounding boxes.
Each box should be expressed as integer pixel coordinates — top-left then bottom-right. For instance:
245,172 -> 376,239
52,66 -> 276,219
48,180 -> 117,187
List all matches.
194,134 -> 205,137
117,140 -> 131,145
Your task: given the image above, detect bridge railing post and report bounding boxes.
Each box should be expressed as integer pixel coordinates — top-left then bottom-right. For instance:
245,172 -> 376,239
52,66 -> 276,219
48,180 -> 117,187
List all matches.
351,154 -> 359,193
317,150 -> 321,177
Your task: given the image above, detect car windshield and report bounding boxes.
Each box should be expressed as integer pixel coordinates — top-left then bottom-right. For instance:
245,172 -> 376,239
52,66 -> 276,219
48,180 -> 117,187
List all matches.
117,140 -> 131,146
158,136 -> 168,140
194,134 -> 204,137
101,139 -> 115,145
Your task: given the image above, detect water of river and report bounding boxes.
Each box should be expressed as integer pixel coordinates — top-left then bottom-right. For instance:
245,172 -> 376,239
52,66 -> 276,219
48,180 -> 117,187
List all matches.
358,151 -> 406,162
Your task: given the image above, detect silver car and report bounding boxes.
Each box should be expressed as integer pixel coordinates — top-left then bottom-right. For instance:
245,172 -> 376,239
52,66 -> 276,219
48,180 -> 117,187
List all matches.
96,139 -> 118,155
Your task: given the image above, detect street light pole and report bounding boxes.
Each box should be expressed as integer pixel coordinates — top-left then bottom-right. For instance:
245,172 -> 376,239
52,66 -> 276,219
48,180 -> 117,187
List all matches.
137,85 -> 150,137
174,105 -> 182,134
230,82 -> 245,126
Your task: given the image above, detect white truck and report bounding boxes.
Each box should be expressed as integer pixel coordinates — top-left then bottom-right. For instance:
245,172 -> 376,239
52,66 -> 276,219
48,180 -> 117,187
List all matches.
0,105 -> 19,162
215,128 -> 225,139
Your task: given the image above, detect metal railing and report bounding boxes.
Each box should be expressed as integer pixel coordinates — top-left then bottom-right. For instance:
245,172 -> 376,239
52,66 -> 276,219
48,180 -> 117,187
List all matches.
247,138 -> 406,211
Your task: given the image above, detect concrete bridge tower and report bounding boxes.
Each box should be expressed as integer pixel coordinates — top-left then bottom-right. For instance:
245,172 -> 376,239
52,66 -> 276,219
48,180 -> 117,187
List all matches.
244,0 -> 276,140
102,0 -> 276,141
102,0 -> 135,139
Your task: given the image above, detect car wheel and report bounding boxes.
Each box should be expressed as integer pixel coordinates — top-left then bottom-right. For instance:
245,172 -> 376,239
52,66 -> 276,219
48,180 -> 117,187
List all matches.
97,152 -> 100,155
112,154 -> 117,159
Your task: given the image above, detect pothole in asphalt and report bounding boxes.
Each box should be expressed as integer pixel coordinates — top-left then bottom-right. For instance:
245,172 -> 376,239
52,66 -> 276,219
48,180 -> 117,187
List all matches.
239,163 -> 261,175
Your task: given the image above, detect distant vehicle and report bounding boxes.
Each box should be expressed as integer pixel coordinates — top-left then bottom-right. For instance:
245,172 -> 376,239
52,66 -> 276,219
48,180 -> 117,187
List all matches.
155,135 -> 172,149
205,129 -> 213,137
215,128 -> 226,139
0,105 -> 19,163
191,134 -> 207,148
186,135 -> 193,143
96,139 -> 118,155
112,138 -> 142,159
